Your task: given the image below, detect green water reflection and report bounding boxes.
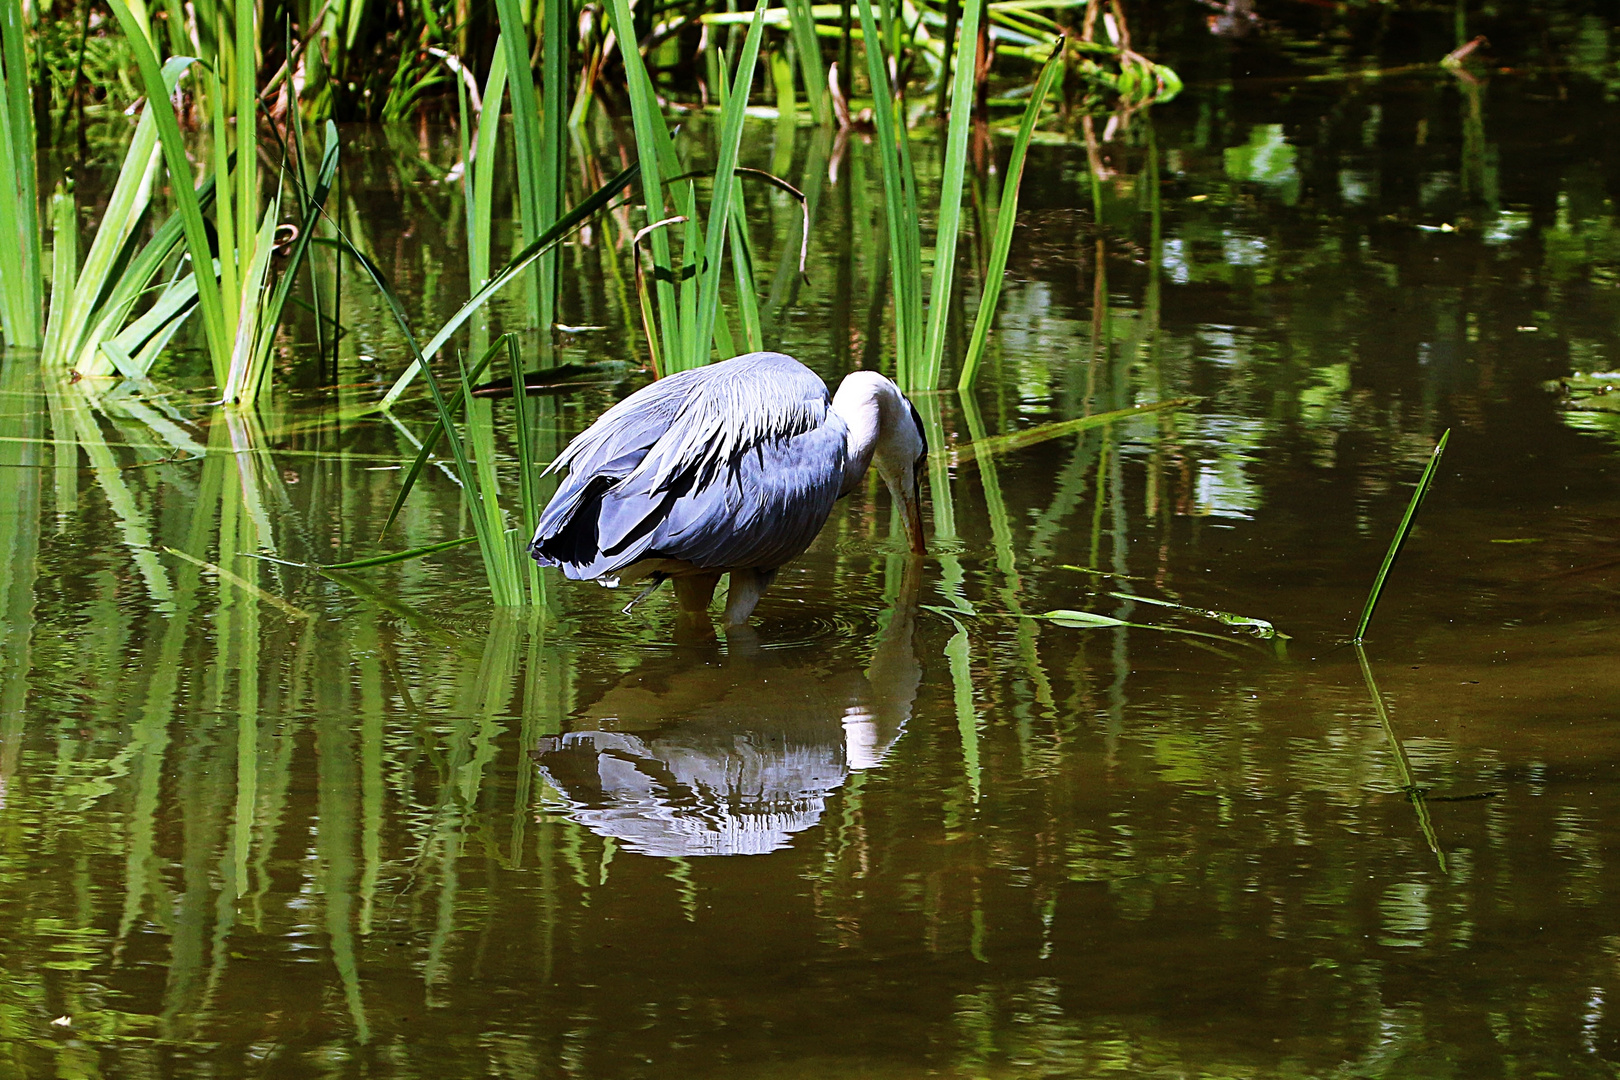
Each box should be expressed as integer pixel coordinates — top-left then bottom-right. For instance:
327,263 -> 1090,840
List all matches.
7,8 -> 1620,1078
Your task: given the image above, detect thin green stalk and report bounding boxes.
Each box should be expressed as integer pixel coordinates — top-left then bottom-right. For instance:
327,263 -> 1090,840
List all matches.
461,355 -> 523,604
539,0 -> 570,339
692,0 -> 770,369
505,334 -> 544,602
1353,429 -> 1450,643
106,3 -> 231,376
380,334 -> 512,539
855,0 -> 921,382
783,0 -> 830,125
234,0 -> 257,310
494,0 -> 550,324
379,163 -> 638,405
241,122 -> 341,398
603,0 -> 681,366
958,39 -> 1062,390
41,58 -> 166,372
916,0 -> 982,389
0,0 -> 42,348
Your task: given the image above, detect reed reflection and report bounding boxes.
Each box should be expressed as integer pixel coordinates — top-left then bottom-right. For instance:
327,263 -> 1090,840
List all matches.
532,560 -> 922,856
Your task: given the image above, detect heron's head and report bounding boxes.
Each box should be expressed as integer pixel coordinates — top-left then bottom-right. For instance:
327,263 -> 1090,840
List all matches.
835,374 -> 926,557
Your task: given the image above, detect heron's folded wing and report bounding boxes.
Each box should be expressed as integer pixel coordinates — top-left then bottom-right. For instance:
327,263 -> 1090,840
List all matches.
639,419 -> 848,570
533,352 -> 842,576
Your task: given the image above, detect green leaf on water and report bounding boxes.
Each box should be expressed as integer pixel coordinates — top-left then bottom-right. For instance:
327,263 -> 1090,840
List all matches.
1040,609 -> 1129,629
1107,592 -> 1288,640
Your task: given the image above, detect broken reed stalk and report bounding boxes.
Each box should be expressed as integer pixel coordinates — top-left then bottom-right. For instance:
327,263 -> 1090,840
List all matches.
1353,428 -> 1449,644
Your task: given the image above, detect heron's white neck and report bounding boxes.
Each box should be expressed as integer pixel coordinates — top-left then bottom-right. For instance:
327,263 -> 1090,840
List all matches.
831,371 -> 904,496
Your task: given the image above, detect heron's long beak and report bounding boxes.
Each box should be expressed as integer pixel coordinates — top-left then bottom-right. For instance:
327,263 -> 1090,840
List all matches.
898,479 -> 926,554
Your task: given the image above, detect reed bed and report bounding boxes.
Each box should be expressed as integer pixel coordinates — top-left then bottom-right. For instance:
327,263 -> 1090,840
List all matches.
0,0 -> 1186,598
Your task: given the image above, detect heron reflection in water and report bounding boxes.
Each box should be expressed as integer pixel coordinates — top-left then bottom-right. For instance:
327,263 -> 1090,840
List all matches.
529,352 -> 928,627
529,561 -> 923,857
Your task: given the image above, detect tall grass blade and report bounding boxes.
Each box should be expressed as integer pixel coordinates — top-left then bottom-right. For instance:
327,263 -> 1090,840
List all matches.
232,0 -> 257,319
783,0 -> 830,125
84,164 -> 223,376
916,0 -> 982,390
692,0 -> 770,370
539,0 -> 570,339
379,334 -> 510,540
0,0 -> 42,348
380,164 -> 638,406
1352,428 -> 1450,644
505,334 -> 544,601
45,189 -> 78,354
855,0 -> 921,383
492,0 -> 549,324
605,0 -> 683,367
958,40 -> 1062,390
100,268 -> 200,377
43,59 -> 220,378
240,121 -> 341,398
460,355 -> 523,604
222,202 -> 280,403
105,5 -> 232,376
465,42 -> 509,294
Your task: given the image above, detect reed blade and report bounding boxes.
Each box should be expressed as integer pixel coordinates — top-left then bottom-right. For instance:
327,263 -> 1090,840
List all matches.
783,0 -> 831,125
958,39 -> 1063,390
692,0 -> 770,370
1353,429 -> 1450,644
104,5 -> 232,378
0,0 -> 41,347
40,65 -> 168,371
539,0 -> 570,340
916,0 -> 982,389
854,0 -> 920,382
604,0 -> 683,367
380,164 -> 638,406
493,0 -> 547,323
379,334 -> 511,540
245,121 -> 341,400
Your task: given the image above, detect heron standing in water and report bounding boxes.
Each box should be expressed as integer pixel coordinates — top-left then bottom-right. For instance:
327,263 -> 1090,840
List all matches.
529,352 -> 927,627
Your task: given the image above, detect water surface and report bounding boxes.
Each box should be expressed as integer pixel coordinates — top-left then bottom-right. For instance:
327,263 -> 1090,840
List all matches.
5,6 -> 1620,1077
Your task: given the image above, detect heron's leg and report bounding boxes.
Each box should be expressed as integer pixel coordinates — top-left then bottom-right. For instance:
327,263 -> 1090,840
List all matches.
721,568 -> 776,628
672,572 -> 721,615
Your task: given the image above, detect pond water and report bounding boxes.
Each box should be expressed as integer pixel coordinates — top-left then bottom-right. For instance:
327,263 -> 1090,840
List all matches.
6,4 -> 1620,1077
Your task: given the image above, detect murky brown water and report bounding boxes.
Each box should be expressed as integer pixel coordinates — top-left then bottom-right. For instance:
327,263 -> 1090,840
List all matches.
5,4 -> 1620,1076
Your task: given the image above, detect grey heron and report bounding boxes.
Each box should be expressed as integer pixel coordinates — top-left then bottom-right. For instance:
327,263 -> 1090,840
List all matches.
529,351 -> 927,627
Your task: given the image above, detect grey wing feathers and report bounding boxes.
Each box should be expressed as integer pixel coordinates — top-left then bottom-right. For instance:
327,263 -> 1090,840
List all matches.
531,353 -> 848,578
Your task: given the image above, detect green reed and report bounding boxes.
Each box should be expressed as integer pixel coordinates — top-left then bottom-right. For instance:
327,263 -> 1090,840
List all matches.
957,41 -> 1064,390
0,0 -> 42,349
855,0 -> 999,391
379,162 -> 638,406
107,0 -> 337,407
1353,428 -> 1450,644
606,0 -> 770,375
